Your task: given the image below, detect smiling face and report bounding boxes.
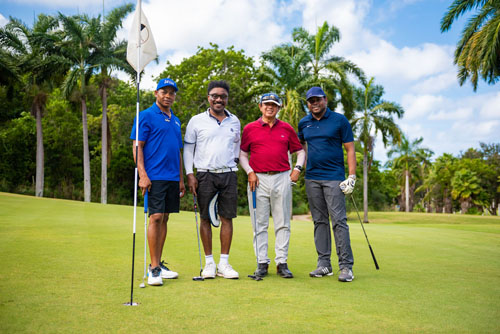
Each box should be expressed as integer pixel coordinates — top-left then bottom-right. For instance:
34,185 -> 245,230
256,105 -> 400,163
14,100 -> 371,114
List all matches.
208,87 -> 229,114
155,86 -> 176,111
259,101 -> 280,120
307,96 -> 327,118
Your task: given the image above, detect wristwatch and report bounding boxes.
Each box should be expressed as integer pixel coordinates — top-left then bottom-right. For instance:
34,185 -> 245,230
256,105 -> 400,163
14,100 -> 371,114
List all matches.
294,165 -> 303,172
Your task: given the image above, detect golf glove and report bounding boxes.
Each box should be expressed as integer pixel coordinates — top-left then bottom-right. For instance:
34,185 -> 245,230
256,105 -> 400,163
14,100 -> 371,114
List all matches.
339,175 -> 356,195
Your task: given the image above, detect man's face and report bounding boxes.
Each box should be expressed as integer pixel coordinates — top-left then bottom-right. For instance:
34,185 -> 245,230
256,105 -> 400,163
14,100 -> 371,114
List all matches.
155,86 -> 176,109
259,102 -> 280,119
208,87 -> 229,113
307,96 -> 327,116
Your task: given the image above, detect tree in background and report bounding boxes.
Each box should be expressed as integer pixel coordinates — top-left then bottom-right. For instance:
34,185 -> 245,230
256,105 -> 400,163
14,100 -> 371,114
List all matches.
441,0 -> 500,90
351,77 -> 403,222
58,13 -> 100,202
0,14 -> 67,197
92,4 -> 134,204
387,135 -> 433,212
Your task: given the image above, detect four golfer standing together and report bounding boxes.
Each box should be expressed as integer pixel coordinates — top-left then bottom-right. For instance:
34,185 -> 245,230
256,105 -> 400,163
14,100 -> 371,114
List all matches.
131,78 -> 357,286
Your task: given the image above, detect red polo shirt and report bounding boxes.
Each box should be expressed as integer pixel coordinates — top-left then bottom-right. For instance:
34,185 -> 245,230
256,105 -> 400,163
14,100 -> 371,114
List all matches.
240,118 -> 302,172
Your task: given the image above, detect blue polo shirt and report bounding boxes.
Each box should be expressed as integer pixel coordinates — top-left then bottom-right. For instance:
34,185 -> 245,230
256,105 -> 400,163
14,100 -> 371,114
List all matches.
298,108 -> 353,181
130,103 -> 182,181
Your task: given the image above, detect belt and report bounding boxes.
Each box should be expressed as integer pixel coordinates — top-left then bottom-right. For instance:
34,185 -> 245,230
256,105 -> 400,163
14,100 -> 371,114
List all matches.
197,167 -> 238,174
257,171 -> 284,175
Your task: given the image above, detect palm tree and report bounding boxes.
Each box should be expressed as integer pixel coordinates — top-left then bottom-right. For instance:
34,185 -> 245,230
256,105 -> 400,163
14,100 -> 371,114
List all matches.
351,77 -> 403,222
93,4 -> 134,204
292,21 -> 366,119
58,13 -> 100,202
451,168 -> 482,213
387,135 -> 433,212
0,14 -> 67,197
441,0 -> 500,91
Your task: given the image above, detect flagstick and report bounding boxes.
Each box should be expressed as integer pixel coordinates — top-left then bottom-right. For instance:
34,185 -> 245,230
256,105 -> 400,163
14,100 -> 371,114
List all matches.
126,0 -> 142,307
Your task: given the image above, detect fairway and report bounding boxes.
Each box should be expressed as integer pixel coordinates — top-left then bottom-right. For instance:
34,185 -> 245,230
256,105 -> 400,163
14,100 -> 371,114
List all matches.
0,192 -> 499,333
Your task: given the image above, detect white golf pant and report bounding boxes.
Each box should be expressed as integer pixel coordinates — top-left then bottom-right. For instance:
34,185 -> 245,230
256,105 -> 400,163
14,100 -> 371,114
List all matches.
248,171 -> 292,265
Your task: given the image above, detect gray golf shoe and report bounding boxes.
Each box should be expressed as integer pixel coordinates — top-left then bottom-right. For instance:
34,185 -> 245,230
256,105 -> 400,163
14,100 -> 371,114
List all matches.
338,268 -> 354,282
309,266 -> 333,277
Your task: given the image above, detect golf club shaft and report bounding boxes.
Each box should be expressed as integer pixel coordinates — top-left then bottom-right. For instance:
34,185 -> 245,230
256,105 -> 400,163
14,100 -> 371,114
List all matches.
252,190 -> 260,266
143,191 -> 148,284
193,195 -> 203,276
350,195 -> 380,270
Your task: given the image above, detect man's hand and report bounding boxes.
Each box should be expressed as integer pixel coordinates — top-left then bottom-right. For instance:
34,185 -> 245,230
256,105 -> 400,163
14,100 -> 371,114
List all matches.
138,175 -> 152,196
187,173 -> 198,196
248,171 -> 259,192
339,175 -> 356,195
290,169 -> 300,183
179,179 -> 186,198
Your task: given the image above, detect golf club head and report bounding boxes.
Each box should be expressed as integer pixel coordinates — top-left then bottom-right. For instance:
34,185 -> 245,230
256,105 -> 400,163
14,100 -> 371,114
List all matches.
192,276 -> 205,281
247,274 -> 263,281
139,283 -> 146,288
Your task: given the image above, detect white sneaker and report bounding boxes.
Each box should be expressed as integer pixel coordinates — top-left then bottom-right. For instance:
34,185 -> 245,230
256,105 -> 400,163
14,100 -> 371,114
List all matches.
147,266 -> 163,286
217,263 -> 239,279
160,261 -> 178,279
201,262 -> 216,279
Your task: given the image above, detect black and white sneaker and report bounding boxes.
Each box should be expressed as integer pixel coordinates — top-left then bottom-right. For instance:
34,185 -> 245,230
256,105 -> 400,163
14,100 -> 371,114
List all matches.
309,266 -> 334,277
160,261 -> 178,279
148,266 -> 163,286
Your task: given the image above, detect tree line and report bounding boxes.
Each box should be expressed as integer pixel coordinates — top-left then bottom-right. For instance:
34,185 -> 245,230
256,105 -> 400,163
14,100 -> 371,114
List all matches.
1,3 -> 498,217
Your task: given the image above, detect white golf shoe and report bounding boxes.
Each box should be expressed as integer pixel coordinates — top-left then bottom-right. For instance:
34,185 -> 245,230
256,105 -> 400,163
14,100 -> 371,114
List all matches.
201,262 -> 216,279
217,263 -> 239,279
160,261 -> 178,279
147,266 -> 163,286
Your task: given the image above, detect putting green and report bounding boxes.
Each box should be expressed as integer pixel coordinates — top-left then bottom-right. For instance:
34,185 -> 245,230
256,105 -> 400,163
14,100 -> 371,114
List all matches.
0,192 -> 499,333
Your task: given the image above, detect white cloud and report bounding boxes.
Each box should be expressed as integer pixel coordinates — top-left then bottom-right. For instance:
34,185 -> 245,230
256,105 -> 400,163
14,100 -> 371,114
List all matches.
401,94 -> 446,120
0,13 -> 7,27
411,70 -> 457,94
9,0 -> 121,8
480,91 -> 500,119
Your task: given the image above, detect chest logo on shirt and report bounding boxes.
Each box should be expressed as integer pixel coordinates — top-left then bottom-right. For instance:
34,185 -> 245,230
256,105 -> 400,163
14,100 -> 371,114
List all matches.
281,135 -> 285,138
230,128 -> 234,132
175,120 -> 180,127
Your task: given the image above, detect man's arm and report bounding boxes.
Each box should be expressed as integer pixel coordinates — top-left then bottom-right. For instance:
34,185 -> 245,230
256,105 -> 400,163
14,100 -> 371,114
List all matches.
179,152 -> 185,198
290,149 -> 305,183
344,141 -> 356,175
239,150 -> 259,192
132,140 -> 151,196
183,142 -> 197,196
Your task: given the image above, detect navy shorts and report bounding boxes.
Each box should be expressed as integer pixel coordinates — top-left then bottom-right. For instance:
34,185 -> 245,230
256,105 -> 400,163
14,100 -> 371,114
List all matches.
197,172 -> 238,220
148,180 -> 180,216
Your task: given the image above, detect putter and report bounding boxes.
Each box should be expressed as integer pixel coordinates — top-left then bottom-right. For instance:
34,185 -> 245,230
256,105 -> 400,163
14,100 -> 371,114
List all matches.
192,195 -> 205,281
248,190 -> 263,281
140,191 -> 148,288
350,195 -> 380,270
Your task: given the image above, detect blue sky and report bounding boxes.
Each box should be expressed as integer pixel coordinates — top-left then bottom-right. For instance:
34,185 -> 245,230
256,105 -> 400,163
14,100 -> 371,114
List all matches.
1,0 -> 499,163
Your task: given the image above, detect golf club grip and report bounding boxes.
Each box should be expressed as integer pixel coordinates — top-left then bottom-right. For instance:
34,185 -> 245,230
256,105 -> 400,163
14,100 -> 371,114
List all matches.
144,191 -> 148,213
369,245 -> 379,270
252,191 -> 256,209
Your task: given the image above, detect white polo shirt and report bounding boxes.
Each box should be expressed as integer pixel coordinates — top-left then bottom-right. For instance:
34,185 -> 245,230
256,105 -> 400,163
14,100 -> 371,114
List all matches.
184,109 -> 241,174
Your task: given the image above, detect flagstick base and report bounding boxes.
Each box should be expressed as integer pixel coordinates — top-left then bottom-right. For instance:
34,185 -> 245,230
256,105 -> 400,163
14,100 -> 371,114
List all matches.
123,302 -> 139,306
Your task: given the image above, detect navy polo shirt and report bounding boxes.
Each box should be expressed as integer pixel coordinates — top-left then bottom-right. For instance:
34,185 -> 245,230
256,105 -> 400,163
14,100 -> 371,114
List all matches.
130,103 -> 183,181
298,108 -> 353,181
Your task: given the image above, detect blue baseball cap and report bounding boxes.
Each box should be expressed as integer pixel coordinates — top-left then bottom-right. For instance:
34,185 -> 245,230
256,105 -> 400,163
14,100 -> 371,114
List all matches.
260,92 -> 282,107
156,78 -> 178,92
306,87 -> 326,100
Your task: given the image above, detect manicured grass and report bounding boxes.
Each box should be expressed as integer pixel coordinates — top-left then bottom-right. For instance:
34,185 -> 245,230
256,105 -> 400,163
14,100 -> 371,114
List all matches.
0,192 -> 499,333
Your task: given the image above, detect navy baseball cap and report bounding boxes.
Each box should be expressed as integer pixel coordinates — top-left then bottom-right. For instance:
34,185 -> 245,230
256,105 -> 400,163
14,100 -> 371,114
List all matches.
306,87 -> 326,100
260,92 -> 282,107
156,78 -> 178,92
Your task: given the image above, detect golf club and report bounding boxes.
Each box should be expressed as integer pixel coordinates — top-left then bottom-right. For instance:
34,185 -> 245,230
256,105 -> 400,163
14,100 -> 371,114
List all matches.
140,191 -> 148,288
248,190 -> 263,281
192,195 -> 205,281
350,195 -> 380,270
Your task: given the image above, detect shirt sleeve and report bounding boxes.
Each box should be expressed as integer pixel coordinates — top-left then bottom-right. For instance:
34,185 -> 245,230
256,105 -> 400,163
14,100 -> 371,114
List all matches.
286,124 -> 303,153
297,120 -> 304,142
184,117 -> 196,145
233,118 -> 241,161
240,124 -> 251,152
129,111 -> 150,142
341,116 -> 354,143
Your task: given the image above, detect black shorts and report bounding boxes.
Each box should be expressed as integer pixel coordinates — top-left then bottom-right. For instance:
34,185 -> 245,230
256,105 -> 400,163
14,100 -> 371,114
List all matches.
148,180 -> 180,216
197,172 -> 238,220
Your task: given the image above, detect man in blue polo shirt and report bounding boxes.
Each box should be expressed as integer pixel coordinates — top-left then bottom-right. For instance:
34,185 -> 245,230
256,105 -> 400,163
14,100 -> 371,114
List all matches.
130,78 -> 185,286
298,86 -> 357,282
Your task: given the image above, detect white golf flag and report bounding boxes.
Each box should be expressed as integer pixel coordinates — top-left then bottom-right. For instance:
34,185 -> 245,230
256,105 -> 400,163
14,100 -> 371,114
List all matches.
126,3 -> 157,73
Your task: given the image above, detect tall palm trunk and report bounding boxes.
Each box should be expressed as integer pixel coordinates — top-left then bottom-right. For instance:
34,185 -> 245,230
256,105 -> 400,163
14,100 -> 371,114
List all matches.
363,150 -> 369,223
405,169 -> 410,213
35,103 -> 44,197
101,85 -> 107,204
81,98 -> 91,202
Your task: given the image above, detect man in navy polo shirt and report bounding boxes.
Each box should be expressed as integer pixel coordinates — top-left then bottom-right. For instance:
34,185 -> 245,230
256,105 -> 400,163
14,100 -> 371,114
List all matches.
130,78 -> 185,286
239,93 -> 305,278
298,87 -> 357,282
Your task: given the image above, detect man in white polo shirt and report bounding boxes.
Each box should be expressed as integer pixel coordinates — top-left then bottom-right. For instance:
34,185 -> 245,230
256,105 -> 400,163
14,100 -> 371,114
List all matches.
183,80 -> 241,279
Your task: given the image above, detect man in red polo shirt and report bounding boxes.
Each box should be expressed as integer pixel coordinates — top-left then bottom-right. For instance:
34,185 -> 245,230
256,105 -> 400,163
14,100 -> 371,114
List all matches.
239,93 -> 305,278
